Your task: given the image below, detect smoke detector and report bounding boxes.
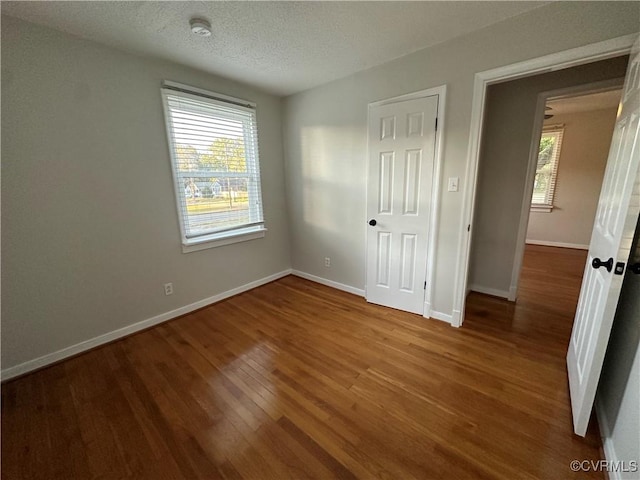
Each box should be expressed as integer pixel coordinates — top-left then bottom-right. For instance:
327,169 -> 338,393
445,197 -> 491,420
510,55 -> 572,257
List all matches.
190,18 -> 212,37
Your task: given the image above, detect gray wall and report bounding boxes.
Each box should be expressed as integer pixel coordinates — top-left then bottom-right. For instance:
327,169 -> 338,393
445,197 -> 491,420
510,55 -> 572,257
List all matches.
283,2 -> 639,317
526,108 -> 618,248
469,57 -> 628,297
597,217 -> 640,477
1,15 -> 291,370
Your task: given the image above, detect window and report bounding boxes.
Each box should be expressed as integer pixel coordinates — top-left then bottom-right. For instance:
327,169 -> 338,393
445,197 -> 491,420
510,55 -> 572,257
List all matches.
161,82 -> 265,251
531,125 -> 564,212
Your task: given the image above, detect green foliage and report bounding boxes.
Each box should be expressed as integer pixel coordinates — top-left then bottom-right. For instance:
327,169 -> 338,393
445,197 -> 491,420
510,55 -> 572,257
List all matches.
199,138 -> 247,173
175,144 -> 200,172
537,135 -> 555,167
195,137 -> 248,207
533,134 -> 557,199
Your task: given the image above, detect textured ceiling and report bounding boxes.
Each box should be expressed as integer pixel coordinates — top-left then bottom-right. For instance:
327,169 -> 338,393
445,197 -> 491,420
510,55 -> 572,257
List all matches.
1,1 -> 548,96
547,89 -> 623,116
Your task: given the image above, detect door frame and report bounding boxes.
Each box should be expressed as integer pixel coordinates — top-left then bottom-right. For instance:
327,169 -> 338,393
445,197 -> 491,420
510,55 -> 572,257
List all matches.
508,79 -> 625,302
452,33 -> 637,327
365,85 -> 447,319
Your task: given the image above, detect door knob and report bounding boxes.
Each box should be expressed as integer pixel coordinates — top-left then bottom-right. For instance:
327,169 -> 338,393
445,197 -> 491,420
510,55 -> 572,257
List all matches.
592,257 -> 613,272
628,263 -> 640,274
369,219 -> 377,226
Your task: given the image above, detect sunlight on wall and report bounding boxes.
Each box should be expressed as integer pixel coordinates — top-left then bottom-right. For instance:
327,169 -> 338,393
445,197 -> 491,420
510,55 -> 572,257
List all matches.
299,125 -> 364,235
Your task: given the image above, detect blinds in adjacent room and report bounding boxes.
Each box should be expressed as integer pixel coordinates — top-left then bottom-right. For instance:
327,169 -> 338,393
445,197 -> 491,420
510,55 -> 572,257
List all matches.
161,84 -> 264,245
532,126 -> 564,207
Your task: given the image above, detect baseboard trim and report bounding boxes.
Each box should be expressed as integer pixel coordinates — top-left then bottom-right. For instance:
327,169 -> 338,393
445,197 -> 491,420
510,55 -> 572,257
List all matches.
525,240 -> 589,250
468,284 -> 510,300
595,397 -> 621,480
1,269 -> 293,382
451,309 -> 462,327
429,310 -> 454,325
291,270 -> 365,297
423,302 -> 431,319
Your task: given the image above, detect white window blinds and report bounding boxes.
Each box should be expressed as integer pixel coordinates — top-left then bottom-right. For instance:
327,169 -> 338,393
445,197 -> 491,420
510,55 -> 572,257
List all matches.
532,126 -> 564,207
161,84 -> 264,246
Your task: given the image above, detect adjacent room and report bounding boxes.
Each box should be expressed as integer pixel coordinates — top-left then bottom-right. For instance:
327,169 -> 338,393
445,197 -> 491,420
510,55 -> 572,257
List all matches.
2,2 -> 639,479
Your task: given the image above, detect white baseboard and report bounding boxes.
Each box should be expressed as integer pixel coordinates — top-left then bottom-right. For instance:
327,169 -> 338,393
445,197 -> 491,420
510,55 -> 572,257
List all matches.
451,309 -> 462,327
429,310 -> 454,325
297,272 -> 456,327
595,397 -> 621,480
425,302 -> 459,326
526,239 -> 589,250
468,284 -> 510,300
291,270 -> 365,297
424,302 -> 431,318
1,269 -> 292,381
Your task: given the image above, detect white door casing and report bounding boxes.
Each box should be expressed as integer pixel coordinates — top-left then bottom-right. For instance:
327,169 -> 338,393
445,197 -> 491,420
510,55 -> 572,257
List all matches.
567,38 -> 640,437
366,94 -> 438,315
454,34 -> 636,328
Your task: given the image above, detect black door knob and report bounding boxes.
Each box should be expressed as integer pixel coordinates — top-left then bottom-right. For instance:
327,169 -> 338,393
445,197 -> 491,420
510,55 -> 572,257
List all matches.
369,219 -> 377,226
628,263 -> 640,274
592,257 -> 613,272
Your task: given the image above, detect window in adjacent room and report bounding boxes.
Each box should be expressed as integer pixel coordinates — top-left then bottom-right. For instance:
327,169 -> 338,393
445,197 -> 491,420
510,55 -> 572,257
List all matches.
161,82 -> 265,252
531,125 -> 564,212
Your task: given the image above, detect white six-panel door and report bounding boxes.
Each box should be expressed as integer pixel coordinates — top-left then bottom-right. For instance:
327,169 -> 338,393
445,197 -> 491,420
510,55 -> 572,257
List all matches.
366,95 -> 438,314
567,39 -> 640,437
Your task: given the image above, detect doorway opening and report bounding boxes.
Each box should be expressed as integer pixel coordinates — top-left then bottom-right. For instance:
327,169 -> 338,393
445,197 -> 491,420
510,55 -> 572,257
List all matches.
515,87 -> 623,315
466,57 -> 627,307
461,40 -> 640,437
452,35 -> 637,328
466,85 -> 623,344
465,71 -> 625,342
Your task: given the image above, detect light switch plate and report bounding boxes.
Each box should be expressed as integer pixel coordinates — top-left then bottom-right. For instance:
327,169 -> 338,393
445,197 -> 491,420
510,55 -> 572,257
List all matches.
448,177 -> 459,192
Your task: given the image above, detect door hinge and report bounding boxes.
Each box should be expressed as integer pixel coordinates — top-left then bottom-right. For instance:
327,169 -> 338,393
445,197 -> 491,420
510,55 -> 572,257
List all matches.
424,281 -> 427,290
435,117 -> 438,131
467,224 -> 471,232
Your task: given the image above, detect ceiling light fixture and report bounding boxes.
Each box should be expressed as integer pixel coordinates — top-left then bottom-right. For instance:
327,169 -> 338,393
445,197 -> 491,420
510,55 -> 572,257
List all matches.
190,18 -> 212,37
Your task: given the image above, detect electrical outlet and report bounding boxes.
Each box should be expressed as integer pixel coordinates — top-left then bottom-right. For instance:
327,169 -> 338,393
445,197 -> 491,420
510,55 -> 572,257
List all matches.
325,257 -> 331,267
164,283 -> 173,296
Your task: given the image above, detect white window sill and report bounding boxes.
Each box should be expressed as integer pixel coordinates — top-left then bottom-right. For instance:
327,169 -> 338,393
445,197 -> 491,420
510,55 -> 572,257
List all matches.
530,205 -> 554,213
182,226 -> 267,253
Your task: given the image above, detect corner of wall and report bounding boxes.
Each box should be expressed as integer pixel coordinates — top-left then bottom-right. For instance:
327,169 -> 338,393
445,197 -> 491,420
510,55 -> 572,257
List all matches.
595,397 -> 623,480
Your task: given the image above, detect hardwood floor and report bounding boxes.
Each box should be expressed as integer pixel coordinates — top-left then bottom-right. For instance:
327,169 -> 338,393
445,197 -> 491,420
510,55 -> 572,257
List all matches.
2,245 -> 602,479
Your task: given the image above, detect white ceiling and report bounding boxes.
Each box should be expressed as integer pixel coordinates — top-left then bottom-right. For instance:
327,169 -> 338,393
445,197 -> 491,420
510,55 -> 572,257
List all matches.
547,89 -> 623,116
1,1 -> 548,96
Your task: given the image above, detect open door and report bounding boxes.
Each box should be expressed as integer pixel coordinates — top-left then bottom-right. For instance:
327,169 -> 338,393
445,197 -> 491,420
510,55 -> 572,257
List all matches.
567,39 -> 640,437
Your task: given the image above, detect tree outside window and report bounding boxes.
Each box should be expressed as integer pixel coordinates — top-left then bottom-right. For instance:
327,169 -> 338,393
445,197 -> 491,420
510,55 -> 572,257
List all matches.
532,126 -> 564,210
162,86 -> 264,249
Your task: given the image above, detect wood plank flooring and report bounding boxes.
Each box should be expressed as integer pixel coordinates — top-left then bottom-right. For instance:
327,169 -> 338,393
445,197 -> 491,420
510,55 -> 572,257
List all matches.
2,245 -> 602,479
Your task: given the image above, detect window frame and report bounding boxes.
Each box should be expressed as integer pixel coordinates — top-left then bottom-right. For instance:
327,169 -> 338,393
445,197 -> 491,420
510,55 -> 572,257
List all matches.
531,125 -> 564,213
161,81 -> 266,252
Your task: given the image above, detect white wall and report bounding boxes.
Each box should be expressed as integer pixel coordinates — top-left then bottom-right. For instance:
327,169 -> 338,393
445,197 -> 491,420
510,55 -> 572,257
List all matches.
527,108 -> 618,248
1,15 -> 291,373
469,58 -> 627,297
283,2 -> 640,318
